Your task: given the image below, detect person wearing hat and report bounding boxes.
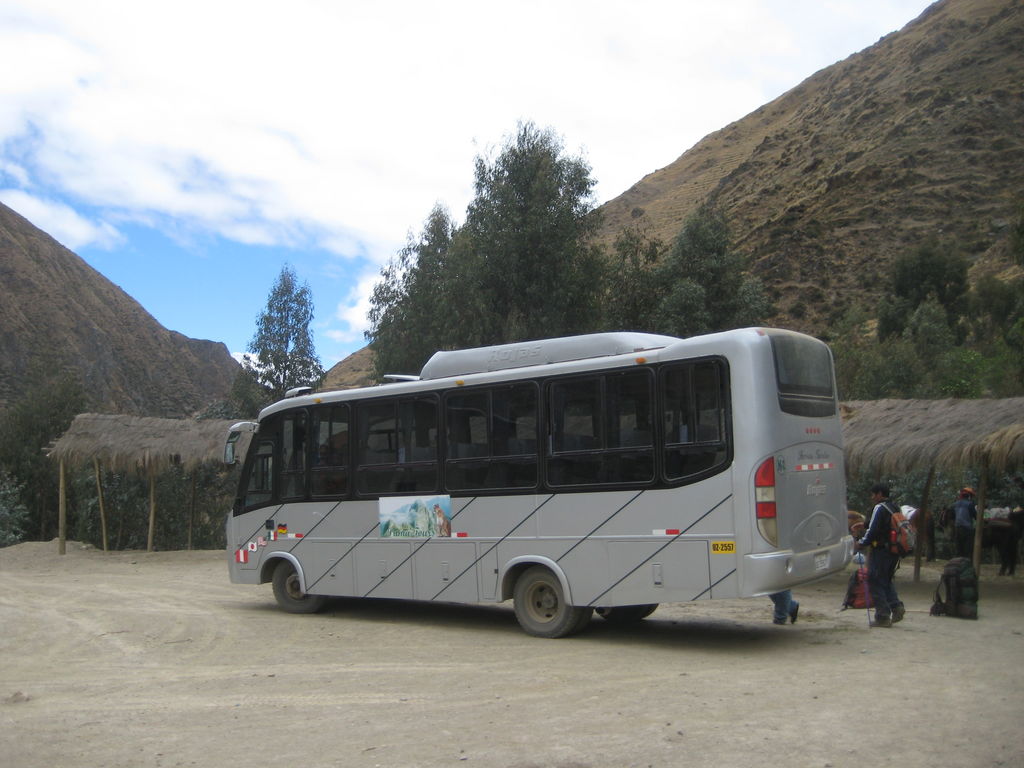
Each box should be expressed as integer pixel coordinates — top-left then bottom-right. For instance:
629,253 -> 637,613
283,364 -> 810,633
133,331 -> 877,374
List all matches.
953,487 -> 977,559
855,483 -> 904,627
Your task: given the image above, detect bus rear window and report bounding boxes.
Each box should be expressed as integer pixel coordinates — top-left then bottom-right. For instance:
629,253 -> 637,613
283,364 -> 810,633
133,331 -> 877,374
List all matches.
769,334 -> 836,417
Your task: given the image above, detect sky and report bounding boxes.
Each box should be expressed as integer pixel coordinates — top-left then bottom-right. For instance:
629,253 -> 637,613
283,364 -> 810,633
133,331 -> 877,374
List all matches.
0,0 -> 936,369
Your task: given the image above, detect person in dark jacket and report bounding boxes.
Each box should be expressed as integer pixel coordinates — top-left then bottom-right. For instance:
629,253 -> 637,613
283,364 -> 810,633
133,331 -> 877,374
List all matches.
952,487 -> 977,558
855,483 -> 905,628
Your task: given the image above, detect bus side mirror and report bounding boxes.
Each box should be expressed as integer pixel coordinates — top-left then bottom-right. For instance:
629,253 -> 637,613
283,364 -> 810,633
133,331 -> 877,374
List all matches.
224,433 -> 240,465
224,422 -> 258,465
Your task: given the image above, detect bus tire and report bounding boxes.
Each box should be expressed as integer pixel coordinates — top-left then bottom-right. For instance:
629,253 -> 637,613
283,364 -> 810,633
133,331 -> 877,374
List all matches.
513,565 -> 591,638
271,560 -> 327,614
595,604 -> 658,624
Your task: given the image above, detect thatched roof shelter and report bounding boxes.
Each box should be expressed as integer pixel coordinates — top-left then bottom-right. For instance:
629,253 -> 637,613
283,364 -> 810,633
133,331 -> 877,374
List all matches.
48,413 -> 243,473
841,398 -> 1024,476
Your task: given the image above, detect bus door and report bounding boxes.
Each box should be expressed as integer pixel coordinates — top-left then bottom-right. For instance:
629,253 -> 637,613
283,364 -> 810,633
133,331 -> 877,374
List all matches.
232,436 -> 276,571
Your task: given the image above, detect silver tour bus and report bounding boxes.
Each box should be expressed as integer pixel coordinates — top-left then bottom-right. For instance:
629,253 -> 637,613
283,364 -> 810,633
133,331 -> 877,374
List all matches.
224,328 -> 852,637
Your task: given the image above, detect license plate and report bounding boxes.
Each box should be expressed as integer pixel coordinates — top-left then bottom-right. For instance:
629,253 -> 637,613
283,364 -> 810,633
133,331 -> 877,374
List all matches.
814,552 -> 829,571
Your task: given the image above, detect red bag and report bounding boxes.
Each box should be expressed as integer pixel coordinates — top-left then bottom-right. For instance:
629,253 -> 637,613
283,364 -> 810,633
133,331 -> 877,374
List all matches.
843,567 -> 870,609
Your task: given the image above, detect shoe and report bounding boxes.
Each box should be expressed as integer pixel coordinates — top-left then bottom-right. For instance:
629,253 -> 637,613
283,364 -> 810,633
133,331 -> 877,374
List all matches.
870,615 -> 892,628
891,605 -> 905,623
789,604 -> 800,624
773,618 -> 787,625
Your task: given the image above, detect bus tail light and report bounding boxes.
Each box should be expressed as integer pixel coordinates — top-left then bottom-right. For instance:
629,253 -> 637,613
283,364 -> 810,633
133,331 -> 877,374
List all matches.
755,457 -> 778,547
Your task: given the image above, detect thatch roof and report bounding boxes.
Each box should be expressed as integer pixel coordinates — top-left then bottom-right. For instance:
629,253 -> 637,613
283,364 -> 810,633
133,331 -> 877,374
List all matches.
48,413 -> 244,473
842,398 -> 1024,476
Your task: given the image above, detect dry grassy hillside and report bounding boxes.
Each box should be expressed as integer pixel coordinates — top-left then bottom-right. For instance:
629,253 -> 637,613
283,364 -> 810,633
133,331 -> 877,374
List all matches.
322,346 -> 376,390
596,0 -> 1024,333
0,203 -> 239,415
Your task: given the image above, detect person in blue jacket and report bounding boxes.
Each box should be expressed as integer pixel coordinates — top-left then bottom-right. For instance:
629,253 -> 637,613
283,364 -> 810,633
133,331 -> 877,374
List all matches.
855,482 -> 905,628
952,487 -> 977,558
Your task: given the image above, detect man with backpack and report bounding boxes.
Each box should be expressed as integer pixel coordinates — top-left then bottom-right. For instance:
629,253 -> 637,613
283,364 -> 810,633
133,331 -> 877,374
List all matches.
952,487 -> 978,558
855,483 -> 906,628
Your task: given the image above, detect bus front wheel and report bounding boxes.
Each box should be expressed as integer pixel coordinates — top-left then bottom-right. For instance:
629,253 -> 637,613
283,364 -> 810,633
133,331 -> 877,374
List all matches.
513,566 -> 591,638
271,560 -> 327,614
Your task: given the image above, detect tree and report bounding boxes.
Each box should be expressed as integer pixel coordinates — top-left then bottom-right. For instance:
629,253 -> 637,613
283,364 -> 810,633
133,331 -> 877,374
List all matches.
366,122 -> 607,374
462,121 -> 605,343
0,373 -> 84,540
1010,199 -> 1024,267
652,205 -> 770,337
0,471 -> 29,546
367,205 -> 459,376
879,239 -> 968,340
603,224 -> 665,332
245,265 -> 323,402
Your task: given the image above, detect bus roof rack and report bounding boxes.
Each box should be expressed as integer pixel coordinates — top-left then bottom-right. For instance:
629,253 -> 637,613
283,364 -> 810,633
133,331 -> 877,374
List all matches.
418,332 -> 679,381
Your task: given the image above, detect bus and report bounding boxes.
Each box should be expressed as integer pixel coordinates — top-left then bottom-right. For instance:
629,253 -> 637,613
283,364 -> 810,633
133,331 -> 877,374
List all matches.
224,328 -> 852,637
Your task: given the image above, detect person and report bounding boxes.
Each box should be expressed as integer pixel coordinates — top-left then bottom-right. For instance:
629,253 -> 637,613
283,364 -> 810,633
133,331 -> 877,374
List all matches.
768,589 -> 799,625
952,487 -> 977,558
855,482 -> 905,628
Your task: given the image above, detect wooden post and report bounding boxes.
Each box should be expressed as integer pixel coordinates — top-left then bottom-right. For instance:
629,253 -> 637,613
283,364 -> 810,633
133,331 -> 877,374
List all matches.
94,457 -> 109,553
912,465 -> 936,583
187,471 -> 197,551
972,457 -> 989,574
147,469 -> 156,553
58,458 -> 67,556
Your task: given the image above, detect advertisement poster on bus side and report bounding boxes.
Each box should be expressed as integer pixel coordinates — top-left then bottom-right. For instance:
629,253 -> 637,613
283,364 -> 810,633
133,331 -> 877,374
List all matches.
379,495 -> 452,538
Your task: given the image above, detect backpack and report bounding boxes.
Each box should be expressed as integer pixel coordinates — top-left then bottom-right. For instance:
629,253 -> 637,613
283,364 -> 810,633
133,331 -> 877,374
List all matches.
842,566 -> 870,610
886,503 -> 915,558
929,557 -> 978,619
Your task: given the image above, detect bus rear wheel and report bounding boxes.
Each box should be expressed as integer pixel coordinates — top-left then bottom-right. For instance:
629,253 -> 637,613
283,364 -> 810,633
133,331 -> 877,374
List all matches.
271,560 -> 327,614
513,565 -> 591,638
595,604 -> 658,624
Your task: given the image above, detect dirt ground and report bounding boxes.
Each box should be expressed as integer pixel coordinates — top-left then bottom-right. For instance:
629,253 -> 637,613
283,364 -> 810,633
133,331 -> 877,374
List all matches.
1,541 -> 1022,768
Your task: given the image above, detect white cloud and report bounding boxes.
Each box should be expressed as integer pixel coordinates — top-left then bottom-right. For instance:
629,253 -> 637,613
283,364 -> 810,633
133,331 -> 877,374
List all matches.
0,189 -> 122,250
0,0 -> 935,359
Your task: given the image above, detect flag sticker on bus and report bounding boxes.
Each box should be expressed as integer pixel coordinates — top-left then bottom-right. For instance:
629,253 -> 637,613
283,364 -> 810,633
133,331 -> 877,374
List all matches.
711,541 -> 736,554
794,462 -> 835,472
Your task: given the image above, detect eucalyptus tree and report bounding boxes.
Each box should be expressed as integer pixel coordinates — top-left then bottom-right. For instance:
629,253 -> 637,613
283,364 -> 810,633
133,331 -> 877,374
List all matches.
653,204 -> 770,338
367,204 -> 458,376
461,121 -> 605,344
244,265 -> 323,402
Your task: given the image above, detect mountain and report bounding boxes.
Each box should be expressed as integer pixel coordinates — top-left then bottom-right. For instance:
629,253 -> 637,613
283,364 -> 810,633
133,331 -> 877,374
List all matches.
595,0 -> 1024,332
322,346 -> 375,390
0,202 -> 239,416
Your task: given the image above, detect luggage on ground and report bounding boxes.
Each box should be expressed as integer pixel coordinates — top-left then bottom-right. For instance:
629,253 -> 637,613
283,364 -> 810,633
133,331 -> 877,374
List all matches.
930,556 -> 978,619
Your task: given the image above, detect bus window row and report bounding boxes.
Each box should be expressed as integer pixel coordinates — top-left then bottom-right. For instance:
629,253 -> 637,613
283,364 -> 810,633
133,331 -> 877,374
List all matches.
239,360 -> 731,511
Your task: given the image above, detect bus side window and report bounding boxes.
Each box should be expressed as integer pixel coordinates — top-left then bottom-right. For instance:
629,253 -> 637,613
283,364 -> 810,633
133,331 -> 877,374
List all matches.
244,438 -> 275,509
358,402 -> 398,465
607,370 -> 654,449
548,377 -> 602,486
280,411 -> 307,500
311,405 -> 349,497
662,361 -> 729,483
444,384 -> 538,492
446,393 -> 488,459
605,370 -> 655,483
355,396 -> 439,496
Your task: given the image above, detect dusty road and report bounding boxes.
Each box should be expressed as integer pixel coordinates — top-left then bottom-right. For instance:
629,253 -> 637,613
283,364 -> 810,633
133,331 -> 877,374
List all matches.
1,541 -> 1022,768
